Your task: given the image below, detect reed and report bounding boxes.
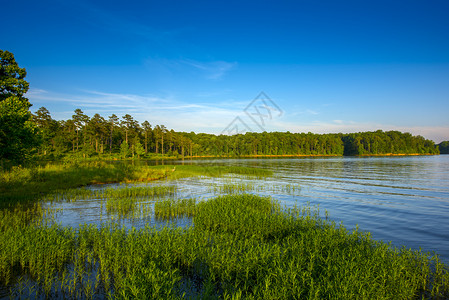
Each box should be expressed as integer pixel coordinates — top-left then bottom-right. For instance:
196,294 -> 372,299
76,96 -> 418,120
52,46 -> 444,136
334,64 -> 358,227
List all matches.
154,198 -> 198,220
209,181 -> 301,196
100,185 -> 177,199
210,182 -> 256,194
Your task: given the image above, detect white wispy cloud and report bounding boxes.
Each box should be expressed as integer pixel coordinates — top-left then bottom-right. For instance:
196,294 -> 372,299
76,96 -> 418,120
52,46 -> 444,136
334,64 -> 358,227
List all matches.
305,109 -> 319,115
144,57 -> 238,81
180,59 -> 237,80
28,88 -> 448,142
27,88 -> 245,132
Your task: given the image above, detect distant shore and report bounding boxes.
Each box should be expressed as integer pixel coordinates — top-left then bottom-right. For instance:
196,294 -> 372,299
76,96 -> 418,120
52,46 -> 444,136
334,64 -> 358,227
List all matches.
188,153 -> 438,159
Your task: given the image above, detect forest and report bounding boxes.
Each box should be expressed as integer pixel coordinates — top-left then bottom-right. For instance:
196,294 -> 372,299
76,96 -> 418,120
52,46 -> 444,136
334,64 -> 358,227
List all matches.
28,106 -> 439,159
438,141 -> 449,154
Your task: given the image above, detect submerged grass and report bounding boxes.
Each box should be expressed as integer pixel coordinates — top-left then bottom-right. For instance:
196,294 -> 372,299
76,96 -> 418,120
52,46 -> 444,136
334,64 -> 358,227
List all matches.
44,185 -> 178,202
209,180 -> 301,196
1,194 -> 448,299
154,198 -> 198,220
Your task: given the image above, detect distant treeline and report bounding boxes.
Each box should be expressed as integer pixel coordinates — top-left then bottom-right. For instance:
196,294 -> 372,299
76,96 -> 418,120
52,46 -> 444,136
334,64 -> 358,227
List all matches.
32,107 -> 439,159
438,141 -> 449,154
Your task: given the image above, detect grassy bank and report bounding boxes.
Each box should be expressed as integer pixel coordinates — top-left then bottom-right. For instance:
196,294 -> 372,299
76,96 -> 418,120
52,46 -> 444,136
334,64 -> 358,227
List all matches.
0,162 -> 272,206
1,194 -> 448,299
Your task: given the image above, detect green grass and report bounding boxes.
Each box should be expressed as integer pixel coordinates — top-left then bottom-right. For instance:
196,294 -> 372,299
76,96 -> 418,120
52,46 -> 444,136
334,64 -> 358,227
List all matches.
210,182 -> 256,194
154,198 -> 198,220
1,162 -> 448,298
1,194 -> 448,299
165,165 -> 273,180
209,181 -> 301,195
0,161 -> 272,206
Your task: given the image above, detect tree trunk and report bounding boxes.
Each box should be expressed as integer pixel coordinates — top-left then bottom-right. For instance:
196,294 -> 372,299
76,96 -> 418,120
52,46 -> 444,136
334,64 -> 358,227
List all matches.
145,131 -> 148,153
161,134 -> 164,155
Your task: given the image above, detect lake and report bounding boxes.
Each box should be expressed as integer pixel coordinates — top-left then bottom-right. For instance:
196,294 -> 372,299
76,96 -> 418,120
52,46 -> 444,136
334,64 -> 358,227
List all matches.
46,155 -> 449,264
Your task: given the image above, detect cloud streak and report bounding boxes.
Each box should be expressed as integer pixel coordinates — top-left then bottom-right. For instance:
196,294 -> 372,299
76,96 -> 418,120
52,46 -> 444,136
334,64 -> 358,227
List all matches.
144,57 -> 238,81
27,88 -> 449,143
180,59 -> 237,80
27,88 -> 244,132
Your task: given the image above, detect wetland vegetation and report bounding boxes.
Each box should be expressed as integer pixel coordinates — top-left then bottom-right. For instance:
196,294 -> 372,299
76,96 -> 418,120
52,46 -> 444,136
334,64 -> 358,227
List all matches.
1,162 -> 449,299
1,190 -> 449,299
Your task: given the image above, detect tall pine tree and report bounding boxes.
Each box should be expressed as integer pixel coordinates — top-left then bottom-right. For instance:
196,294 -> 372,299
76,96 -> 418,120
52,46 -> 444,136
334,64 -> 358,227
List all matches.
0,50 -> 38,163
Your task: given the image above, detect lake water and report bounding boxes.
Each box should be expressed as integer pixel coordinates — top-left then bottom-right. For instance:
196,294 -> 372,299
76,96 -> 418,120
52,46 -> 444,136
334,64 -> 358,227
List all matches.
47,155 -> 449,264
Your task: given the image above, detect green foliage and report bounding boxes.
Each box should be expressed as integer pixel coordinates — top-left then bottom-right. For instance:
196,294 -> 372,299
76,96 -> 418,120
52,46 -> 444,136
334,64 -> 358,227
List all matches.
154,198 -> 198,219
342,130 -> 439,155
0,50 -> 29,101
120,141 -> 129,159
135,140 -> 145,158
0,50 -> 38,163
438,141 -> 449,154
26,105 -> 440,158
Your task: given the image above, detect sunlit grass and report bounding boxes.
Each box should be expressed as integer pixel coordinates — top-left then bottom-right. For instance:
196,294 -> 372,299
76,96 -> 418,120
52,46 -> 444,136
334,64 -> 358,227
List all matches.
1,194 -> 448,299
1,161 -> 448,298
0,162 -> 272,206
209,180 -> 301,196
154,198 -> 198,220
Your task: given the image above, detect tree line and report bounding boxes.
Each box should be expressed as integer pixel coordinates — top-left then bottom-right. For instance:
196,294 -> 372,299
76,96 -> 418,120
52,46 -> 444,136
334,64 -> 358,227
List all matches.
31,106 -> 440,158
438,141 -> 449,154
0,49 -> 441,164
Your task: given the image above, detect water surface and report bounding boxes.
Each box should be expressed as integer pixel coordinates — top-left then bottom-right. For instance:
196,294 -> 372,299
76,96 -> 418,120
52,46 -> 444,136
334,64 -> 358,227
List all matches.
46,155 -> 449,263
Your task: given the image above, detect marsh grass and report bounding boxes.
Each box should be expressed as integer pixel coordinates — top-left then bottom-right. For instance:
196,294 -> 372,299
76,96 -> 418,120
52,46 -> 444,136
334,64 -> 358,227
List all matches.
154,198 -> 198,220
44,185 -> 179,219
0,162 -> 169,206
210,182 -> 256,194
209,180 -> 301,196
101,185 -> 179,219
0,162 -> 271,206
1,194 -> 448,299
2,162 -> 448,298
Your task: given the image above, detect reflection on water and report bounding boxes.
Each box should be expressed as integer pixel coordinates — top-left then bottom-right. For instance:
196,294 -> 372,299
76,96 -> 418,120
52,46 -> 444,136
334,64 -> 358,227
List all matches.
44,155 -> 449,263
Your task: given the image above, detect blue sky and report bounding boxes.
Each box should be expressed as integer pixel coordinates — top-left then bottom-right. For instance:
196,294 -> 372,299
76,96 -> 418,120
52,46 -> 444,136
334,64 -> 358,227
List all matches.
2,0 -> 449,142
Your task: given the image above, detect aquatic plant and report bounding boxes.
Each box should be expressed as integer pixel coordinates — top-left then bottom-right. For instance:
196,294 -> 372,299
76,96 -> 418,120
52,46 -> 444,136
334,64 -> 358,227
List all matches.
208,180 -> 301,196
1,194 -> 448,299
210,182 -> 256,194
102,186 -> 177,219
154,198 -> 198,220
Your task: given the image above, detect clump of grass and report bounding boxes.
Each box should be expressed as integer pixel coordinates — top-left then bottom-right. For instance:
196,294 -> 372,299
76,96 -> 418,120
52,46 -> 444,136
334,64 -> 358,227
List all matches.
100,185 -> 177,199
102,186 -> 177,219
154,198 -> 198,220
208,181 -> 301,196
268,183 -> 301,195
1,194 -> 448,299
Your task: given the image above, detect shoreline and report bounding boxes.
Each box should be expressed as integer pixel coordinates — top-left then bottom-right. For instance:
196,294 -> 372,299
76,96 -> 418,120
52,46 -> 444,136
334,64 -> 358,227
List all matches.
188,153 -> 438,159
